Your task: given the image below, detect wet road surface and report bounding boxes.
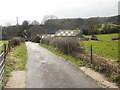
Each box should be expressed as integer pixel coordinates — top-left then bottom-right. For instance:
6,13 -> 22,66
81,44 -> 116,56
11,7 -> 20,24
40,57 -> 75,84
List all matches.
26,42 -> 101,88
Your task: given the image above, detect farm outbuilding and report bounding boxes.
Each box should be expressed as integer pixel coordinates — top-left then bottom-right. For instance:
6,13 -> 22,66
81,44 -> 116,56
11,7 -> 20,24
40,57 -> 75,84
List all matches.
40,34 -> 55,39
39,30 -> 84,43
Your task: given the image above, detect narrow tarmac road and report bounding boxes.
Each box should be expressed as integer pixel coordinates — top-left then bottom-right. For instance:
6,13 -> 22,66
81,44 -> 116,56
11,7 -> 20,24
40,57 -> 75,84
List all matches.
26,42 -> 101,88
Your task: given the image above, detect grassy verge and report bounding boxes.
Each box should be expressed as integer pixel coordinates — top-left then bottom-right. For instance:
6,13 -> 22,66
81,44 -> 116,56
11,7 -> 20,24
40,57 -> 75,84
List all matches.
39,43 -> 86,67
2,43 -> 27,87
83,33 -> 118,60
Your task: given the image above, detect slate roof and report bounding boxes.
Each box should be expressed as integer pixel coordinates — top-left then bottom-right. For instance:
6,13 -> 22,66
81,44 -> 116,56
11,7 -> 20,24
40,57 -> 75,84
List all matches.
55,30 -> 82,37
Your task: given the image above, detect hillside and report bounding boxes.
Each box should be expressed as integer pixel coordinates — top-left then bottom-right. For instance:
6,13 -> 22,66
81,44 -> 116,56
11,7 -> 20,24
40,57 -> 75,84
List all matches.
44,15 -> 119,34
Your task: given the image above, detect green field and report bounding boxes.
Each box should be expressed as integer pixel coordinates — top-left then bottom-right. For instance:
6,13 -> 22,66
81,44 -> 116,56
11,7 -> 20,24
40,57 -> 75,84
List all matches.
0,40 -> 8,44
0,41 -> 9,51
83,33 -> 119,60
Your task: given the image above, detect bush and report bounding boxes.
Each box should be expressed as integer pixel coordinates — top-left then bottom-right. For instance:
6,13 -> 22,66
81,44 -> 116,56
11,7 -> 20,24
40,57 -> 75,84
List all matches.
41,37 -> 84,54
31,36 -> 40,43
9,37 -> 25,47
41,38 -> 52,45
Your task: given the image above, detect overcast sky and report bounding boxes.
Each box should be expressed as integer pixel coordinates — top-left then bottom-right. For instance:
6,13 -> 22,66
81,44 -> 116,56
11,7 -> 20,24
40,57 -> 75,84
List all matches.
0,0 -> 119,26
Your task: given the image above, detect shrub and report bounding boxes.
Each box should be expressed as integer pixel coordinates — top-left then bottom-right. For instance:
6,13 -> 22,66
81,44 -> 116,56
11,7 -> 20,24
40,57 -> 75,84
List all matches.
31,36 -> 40,43
41,37 -> 84,54
9,37 -> 25,47
41,38 -> 52,45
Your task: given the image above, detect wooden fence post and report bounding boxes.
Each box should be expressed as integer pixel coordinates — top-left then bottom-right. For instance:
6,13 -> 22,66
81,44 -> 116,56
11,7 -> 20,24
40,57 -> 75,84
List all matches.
4,44 -> 6,75
8,40 -> 11,52
4,44 -> 6,59
90,45 -> 93,64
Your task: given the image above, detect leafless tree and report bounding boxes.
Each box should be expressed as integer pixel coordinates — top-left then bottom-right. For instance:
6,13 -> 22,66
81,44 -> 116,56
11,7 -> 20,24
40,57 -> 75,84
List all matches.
22,20 -> 29,29
5,23 -> 11,27
41,15 -> 57,24
31,20 -> 39,25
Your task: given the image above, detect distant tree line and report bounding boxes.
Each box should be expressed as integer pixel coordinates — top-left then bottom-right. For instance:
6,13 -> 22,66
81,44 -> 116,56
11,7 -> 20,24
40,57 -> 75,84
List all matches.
1,20 -> 47,40
1,15 -> 119,40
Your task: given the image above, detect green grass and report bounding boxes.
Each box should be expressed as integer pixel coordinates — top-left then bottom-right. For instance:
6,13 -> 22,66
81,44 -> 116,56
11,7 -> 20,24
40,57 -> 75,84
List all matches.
0,40 -> 9,51
6,43 -> 27,70
84,33 -> 119,60
39,43 -> 86,67
12,43 -> 27,70
2,43 -> 27,88
85,33 -> 118,41
0,40 -> 8,44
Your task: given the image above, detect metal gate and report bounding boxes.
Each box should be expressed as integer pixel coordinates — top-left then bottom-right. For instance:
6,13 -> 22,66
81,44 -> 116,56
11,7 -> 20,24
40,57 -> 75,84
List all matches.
0,43 -> 6,84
